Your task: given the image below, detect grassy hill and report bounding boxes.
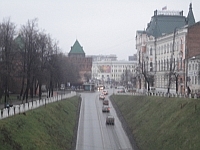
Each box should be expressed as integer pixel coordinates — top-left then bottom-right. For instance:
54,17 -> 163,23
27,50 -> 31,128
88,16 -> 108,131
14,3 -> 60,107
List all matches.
0,96 -> 80,150
111,95 -> 200,150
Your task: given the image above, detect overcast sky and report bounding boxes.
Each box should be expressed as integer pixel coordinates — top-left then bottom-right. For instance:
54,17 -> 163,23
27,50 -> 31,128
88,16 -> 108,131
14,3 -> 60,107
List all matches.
1,0 -> 200,60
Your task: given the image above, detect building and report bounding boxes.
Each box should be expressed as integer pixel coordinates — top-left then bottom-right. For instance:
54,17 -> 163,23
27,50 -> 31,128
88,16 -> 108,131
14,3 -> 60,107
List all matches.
67,40 -> 92,85
136,3 -> 196,95
92,60 -> 137,86
186,22 -> 200,94
89,54 -> 117,62
187,55 -> 200,94
129,54 -> 137,61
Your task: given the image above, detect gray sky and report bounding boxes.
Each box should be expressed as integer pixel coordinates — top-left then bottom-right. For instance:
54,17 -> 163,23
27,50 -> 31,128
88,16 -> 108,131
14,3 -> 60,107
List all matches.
1,0 -> 200,60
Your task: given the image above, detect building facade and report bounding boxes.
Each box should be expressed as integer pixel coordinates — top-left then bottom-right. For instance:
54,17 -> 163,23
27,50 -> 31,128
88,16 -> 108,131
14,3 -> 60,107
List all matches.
186,22 -> 200,94
136,3 -> 196,95
91,60 -> 137,85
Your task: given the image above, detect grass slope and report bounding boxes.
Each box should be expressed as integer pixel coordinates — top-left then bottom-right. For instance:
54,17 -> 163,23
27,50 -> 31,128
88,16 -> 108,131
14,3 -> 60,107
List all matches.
111,95 -> 200,150
0,96 -> 80,150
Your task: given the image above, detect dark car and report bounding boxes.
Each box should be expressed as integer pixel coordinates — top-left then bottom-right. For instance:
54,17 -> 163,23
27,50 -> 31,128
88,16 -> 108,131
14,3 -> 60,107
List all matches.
102,106 -> 110,113
106,115 -> 114,125
103,99 -> 109,105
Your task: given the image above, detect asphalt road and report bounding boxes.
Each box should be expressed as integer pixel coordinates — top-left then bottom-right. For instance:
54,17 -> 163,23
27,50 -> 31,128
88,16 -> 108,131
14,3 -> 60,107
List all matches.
76,89 -> 133,150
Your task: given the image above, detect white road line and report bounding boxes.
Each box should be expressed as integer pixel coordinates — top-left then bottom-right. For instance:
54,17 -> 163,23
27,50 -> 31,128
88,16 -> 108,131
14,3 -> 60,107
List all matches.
95,94 -> 105,149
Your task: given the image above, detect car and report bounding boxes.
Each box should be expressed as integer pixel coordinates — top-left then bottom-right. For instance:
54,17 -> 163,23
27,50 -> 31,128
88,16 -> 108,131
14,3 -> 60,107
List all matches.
106,115 -> 115,125
103,99 -> 109,105
102,106 -> 110,113
99,94 -> 105,100
117,88 -> 125,93
102,90 -> 108,95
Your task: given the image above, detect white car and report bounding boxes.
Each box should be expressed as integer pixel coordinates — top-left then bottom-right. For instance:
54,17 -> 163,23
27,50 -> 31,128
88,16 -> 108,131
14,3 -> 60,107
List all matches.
102,90 -> 108,95
99,94 -> 105,100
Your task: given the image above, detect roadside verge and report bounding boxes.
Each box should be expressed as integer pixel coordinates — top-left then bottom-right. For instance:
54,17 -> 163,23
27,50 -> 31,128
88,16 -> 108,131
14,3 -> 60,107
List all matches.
110,95 -> 139,150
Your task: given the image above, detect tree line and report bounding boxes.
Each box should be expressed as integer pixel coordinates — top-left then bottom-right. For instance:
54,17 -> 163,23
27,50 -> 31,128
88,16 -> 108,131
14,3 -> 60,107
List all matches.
0,18 -> 79,107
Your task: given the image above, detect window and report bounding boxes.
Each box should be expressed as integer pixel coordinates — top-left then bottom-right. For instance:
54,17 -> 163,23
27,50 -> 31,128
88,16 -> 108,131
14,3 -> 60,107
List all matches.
161,46 -> 163,54
170,43 -> 172,52
177,41 -> 179,51
150,62 -> 153,71
150,48 -> 153,55
195,76 -> 197,85
167,44 -> 169,53
180,58 -> 182,70
164,45 -> 166,53
167,59 -> 169,70
164,59 -> 165,70
180,78 -> 183,83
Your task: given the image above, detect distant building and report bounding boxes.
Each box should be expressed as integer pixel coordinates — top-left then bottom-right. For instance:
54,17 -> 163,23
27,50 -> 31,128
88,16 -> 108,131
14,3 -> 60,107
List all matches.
67,40 -> 92,85
92,60 -> 137,84
89,54 -> 117,62
128,54 -> 137,61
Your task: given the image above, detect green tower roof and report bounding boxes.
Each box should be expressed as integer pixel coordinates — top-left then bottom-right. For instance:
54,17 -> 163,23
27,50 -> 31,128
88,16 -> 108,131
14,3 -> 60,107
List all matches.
69,40 -> 85,54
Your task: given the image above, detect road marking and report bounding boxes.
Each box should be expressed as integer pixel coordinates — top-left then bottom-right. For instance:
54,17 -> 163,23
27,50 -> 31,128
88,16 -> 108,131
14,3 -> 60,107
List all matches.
95,94 -> 105,149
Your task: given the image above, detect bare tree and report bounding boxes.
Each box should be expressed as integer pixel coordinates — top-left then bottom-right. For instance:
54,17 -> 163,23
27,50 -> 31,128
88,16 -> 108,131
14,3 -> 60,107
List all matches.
19,19 -> 40,102
167,28 -> 177,94
0,18 -> 16,108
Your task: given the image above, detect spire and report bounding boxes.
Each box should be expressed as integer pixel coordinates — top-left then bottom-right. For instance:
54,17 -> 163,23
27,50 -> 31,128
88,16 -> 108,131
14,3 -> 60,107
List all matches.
187,3 -> 195,26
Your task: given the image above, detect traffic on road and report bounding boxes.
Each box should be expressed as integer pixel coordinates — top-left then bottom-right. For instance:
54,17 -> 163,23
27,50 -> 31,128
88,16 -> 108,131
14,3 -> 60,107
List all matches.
76,87 -> 133,150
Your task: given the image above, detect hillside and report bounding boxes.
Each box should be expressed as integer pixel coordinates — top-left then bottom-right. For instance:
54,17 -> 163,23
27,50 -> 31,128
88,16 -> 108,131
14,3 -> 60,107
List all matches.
0,96 -> 80,150
111,95 -> 200,150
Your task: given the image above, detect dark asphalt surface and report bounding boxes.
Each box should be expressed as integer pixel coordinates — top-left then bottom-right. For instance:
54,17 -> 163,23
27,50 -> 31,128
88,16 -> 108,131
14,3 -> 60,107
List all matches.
76,89 -> 133,150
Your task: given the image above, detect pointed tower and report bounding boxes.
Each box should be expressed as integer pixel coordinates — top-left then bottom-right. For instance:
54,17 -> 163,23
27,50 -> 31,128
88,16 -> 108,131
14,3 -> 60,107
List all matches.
186,3 -> 195,26
68,39 -> 85,57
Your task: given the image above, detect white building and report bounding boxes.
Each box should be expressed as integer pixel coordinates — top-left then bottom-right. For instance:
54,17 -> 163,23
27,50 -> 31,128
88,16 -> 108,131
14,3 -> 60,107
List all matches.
92,60 -> 137,84
187,56 -> 200,93
89,54 -> 117,62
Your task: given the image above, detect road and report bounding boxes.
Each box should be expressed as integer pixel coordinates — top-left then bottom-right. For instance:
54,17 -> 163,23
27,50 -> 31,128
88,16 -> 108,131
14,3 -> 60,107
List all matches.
76,89 -> 133,150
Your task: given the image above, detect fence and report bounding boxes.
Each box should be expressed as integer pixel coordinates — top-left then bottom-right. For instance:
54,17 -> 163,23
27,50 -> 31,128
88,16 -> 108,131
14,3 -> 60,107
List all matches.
115,91 -> 199,99
0,91 -> 76,120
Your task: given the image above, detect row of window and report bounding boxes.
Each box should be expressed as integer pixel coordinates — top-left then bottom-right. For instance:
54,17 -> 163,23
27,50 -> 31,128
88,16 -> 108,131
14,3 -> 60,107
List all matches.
148,40 -> 183,56
157,42 -> 182,55
156,76 -> 176,89
190,76 -> 200,85
188,63 -> 200,71
156,58 -> 183,71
